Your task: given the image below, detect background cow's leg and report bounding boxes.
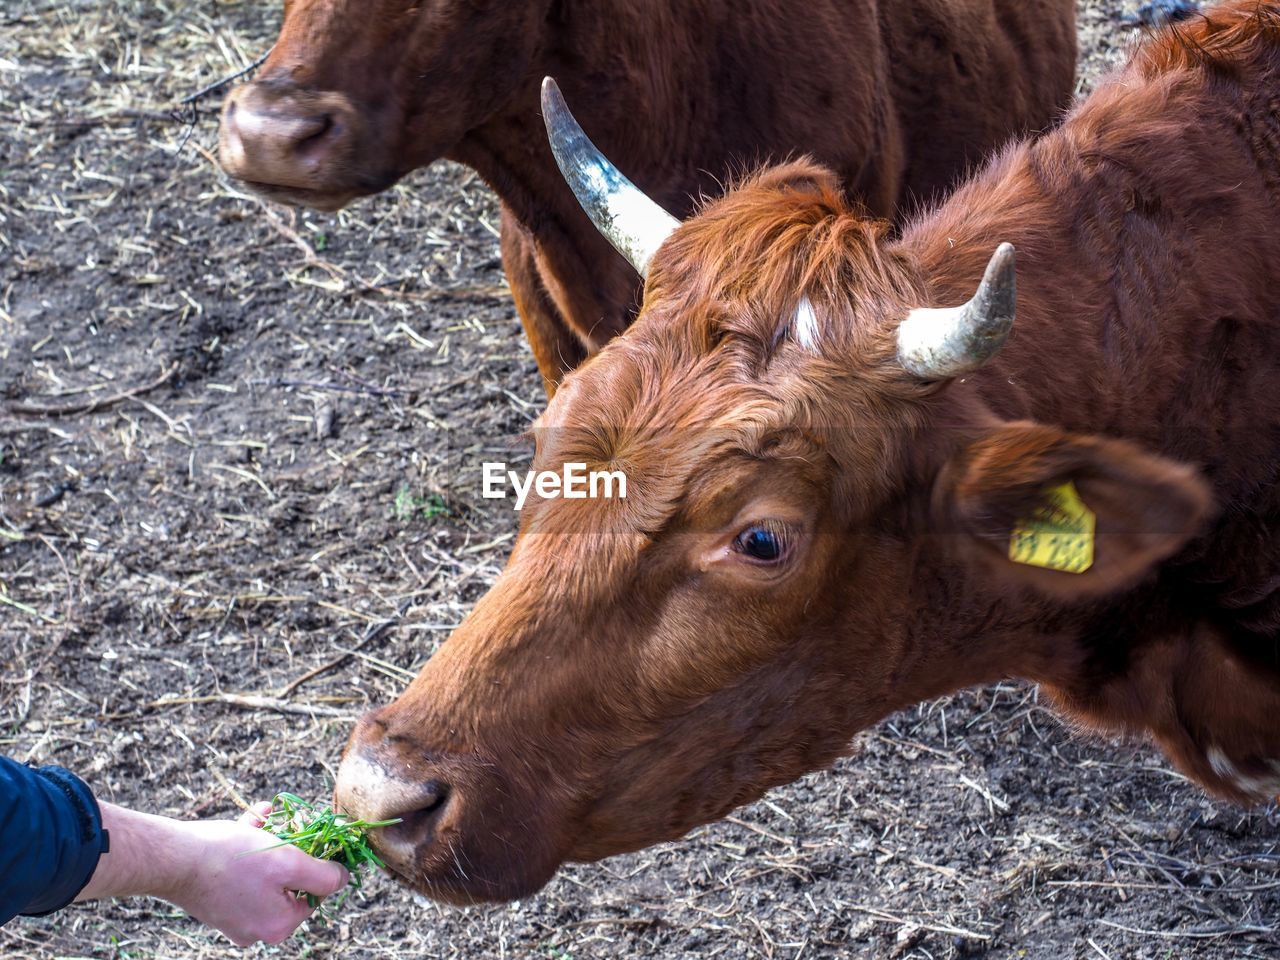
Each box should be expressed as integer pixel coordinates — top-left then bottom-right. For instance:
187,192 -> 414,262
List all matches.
499,205 -> 586,395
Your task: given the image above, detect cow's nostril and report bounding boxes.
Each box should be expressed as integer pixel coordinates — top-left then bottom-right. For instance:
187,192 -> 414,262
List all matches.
419,779 -> 450,816
382,779 -> 451,847
295,113 -> 335,151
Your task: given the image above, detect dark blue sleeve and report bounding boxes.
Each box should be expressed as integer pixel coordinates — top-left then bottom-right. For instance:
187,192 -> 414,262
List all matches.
0,756 -> 107,925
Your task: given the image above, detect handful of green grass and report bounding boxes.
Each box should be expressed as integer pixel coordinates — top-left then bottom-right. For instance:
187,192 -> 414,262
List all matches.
262,792 -> 401,912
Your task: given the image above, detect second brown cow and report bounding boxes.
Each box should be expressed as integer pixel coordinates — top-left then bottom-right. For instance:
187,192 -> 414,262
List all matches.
218,0 -> 1075,390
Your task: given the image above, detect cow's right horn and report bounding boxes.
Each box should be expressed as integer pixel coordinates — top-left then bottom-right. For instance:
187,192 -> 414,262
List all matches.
541,77 -> 679,278
896,243 -> 1017,380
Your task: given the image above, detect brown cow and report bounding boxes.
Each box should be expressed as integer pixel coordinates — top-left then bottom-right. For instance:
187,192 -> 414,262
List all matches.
335,2 -> 1280,905
218,0 -> 1075,391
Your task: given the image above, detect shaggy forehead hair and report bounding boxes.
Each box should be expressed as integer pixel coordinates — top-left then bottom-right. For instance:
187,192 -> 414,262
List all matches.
642,160 -> 926,369
545,161 -> 933,466
525,161 -> 936,573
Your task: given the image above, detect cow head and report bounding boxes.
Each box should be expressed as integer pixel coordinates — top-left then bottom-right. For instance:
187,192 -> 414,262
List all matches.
333,89 -> 1213,903
218,0 -> 554,209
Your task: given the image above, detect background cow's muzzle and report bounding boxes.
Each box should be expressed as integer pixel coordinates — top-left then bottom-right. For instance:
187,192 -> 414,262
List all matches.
219,80 -> 386,210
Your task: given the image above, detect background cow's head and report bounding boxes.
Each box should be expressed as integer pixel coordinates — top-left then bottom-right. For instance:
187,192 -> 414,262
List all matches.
218,0 -> 555,209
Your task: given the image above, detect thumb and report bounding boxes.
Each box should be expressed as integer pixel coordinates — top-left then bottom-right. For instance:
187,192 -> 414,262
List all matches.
288,853 -> 351,898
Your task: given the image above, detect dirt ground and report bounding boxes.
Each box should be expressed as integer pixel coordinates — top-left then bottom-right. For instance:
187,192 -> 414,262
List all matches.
2,1 -> 1279,958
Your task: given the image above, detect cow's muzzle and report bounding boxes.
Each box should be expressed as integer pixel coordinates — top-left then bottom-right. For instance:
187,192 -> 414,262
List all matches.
334,748 -> 452,877
334,708 -> 564,904
218,81 -> 390,210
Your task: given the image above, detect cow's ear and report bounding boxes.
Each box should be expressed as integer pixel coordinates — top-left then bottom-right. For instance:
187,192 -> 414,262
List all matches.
934,422 -> 1214,597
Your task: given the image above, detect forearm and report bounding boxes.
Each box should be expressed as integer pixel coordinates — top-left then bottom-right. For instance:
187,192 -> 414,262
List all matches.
75,802 -> 193,904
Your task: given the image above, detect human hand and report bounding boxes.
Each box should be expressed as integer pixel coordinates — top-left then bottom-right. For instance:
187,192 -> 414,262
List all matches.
164,801 -> 351,945
81,800 -> 349,946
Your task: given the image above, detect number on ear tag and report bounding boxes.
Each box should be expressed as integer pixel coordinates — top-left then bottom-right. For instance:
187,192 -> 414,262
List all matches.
1009,481 -> 1096,574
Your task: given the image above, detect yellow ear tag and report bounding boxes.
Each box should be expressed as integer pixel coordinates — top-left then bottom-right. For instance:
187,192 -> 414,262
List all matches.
1008,481 -> 1096,574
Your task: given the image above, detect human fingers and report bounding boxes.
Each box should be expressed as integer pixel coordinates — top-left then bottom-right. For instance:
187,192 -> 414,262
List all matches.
238,800 -> 274,828
258,894 -> 315,944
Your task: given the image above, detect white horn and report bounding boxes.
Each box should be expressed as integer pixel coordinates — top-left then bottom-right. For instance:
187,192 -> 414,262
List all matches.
896,243 -> 1017,380
541,77 -> 679,278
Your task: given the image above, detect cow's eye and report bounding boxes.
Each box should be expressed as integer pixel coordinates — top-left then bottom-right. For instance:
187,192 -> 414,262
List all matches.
733,523 -> 789,564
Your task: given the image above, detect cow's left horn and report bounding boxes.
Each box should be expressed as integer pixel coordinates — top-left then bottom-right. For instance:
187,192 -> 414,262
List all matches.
896,243 -> 1016,380
541,77 -> 679,278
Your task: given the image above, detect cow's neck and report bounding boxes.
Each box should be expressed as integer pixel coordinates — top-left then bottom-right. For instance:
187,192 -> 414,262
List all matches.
896,137 -> 1222,436
446,1 -> 713,352
451,2 -> 704,225
881,564 -> 1076,705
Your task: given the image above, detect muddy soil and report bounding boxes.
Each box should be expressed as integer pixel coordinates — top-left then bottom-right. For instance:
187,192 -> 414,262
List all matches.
2,2 -> 1278,958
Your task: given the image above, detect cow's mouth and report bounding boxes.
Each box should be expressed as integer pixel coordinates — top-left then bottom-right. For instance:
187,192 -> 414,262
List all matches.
380,863 -> 478,905
237,180 -> 361,212
378,854 -> 553,906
